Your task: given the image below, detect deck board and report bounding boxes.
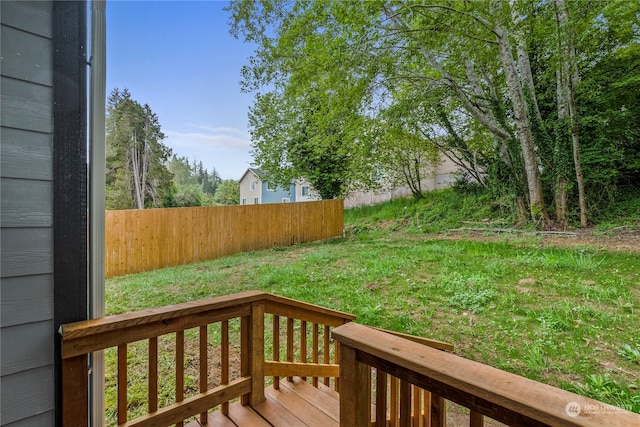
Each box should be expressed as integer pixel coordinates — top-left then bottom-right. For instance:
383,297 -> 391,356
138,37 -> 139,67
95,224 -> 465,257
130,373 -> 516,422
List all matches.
185,377 -> 339,427
263,381 -> 339,427
278,378 -> 339,422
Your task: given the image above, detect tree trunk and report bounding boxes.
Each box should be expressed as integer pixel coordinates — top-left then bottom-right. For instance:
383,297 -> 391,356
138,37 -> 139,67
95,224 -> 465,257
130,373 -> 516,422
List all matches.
130,135 -> 144,210
495,25 -> 548,224
131,148 -> 143,209
556,0 -> 587,226
555,66 -> 570,227
555,177 -> 568,226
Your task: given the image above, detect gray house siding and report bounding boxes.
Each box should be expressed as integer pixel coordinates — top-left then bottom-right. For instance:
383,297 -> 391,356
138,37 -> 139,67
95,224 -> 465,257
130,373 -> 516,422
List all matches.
1,1 -> 87,425
1,1 -> 55,425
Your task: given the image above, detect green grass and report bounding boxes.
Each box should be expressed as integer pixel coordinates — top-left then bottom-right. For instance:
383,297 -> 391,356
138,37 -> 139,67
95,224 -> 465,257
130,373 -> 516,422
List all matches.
345,188 -> 506,234
105,227 -> 640,420
104,190 -> 640,422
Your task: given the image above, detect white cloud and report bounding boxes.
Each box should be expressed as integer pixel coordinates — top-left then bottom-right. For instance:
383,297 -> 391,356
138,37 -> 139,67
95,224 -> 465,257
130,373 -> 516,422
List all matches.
164,128 -> 253,180
185,123 -> 251,139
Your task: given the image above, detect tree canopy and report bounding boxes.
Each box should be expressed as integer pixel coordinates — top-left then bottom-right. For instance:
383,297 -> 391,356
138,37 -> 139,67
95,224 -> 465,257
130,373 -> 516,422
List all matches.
106,89 -> 173,209
227,0 -> 640,226
106,89 -> 227,209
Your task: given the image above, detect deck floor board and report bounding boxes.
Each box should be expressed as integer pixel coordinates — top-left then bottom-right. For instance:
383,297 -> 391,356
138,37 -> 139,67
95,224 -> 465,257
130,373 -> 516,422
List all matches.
185,377 -> 339,427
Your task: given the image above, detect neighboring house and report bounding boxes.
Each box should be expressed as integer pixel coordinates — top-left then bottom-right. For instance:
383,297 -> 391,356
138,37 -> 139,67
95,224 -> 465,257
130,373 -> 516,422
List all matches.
240,155 -> 460,208
239,168 -> 302,204
1,1 -> 89,425
344,155 -> 462,208
294,179 -> 319,202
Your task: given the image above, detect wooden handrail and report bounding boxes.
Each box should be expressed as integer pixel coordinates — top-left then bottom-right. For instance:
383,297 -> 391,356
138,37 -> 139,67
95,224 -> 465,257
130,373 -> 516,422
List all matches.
60,291 -> 356,426
333,322 -> 640,427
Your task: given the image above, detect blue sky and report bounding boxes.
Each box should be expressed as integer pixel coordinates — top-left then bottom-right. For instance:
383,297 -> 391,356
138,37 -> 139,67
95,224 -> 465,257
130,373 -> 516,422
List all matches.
106,1 -> 256,180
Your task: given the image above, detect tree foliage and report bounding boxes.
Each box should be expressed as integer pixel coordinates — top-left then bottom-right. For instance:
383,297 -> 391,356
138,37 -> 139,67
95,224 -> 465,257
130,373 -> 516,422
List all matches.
106,89 -> 173,209
227,0 -> 640,226
165,155 -> 222,207
213,179 -> 241,205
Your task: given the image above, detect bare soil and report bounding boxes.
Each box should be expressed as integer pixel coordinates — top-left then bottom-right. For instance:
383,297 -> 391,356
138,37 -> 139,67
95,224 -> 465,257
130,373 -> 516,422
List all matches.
431,227 -> 640,253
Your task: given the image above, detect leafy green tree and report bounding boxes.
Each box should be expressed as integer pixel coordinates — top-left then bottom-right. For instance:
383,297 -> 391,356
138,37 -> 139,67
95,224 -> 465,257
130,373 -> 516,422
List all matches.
165,155 -> 222,207
249,90 -> 368,199
228,0 -> 639,225
106,89 -> 173,209
213,179 -> 240,205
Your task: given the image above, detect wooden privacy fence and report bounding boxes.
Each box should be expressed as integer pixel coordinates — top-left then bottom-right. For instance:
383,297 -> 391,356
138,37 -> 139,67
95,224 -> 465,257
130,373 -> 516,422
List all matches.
105,199 -> 344,277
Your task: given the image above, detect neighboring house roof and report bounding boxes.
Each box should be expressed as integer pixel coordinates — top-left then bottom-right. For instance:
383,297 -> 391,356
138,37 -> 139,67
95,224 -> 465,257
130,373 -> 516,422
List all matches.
238,167 -> 262,183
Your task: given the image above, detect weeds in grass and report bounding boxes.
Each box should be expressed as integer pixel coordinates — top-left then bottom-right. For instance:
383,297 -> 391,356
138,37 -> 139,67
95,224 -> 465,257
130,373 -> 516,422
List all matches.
437,273 -> 497,313
617,344 -> 640,364
565,375 -> 640,413
516,249 -> 605,270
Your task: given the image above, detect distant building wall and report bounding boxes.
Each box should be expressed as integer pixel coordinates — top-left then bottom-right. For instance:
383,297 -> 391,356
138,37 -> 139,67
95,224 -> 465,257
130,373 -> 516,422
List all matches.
294,179 -> 318,202
344,156 -> 461,208
239,168 -> 262,204
261,181 -> 296,204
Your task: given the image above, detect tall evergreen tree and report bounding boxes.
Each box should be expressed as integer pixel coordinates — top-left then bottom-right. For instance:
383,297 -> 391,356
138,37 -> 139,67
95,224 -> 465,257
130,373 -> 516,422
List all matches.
106,89 -> 173,209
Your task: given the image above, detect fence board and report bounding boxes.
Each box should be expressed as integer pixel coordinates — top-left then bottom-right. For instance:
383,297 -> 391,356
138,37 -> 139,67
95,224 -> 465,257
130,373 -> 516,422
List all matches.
105,200 -> 344,277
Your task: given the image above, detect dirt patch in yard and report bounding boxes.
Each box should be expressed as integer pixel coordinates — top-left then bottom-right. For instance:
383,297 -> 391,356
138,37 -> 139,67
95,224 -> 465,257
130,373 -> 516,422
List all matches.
426,227 -> 640,253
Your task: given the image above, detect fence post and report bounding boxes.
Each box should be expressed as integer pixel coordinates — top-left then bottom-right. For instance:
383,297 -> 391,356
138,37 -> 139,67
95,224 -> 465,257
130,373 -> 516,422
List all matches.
339,345 -> 370,427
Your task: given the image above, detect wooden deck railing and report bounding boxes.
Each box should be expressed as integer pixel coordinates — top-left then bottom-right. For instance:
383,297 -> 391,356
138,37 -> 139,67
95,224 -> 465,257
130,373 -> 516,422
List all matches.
60,291 -> 355,426
333,322 -> 640,427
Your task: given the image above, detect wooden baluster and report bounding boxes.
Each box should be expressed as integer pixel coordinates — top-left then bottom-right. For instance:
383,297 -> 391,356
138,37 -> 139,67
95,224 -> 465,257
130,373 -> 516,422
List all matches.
399,379 -> 411,427
375,369 -> 387,427
176,330 -> 184,427
199,326 -> 208,424
470,410 -> 484,427
323,325 -> 330,386
430,394 -> 445,427
221,320 -> 229,415
273,314 -> 280,390
118,344 -> 128,425
286,317 -> 294,382
300,320 -> 307,380
423,390 -> 431,427
241,315 -> 250,405
390,376 -> 398,427
312,322 -> 319,387
412,385 -> 421,427
149,337 -> 158,414
334,339 -> 340,392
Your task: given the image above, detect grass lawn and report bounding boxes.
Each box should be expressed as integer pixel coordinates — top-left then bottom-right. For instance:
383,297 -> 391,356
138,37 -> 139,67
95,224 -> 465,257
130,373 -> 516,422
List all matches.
106,224 -> 640,419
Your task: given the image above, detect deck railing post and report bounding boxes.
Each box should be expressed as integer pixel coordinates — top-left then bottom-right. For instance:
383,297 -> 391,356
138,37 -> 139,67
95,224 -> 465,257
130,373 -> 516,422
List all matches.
339,344 -> 371,427
62,354 -> 89,426
242,301 -> 265,406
